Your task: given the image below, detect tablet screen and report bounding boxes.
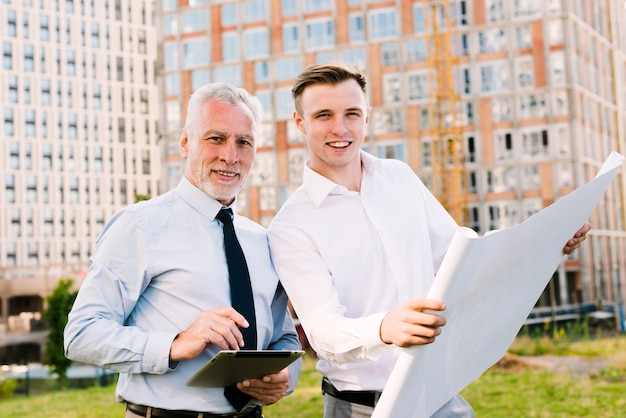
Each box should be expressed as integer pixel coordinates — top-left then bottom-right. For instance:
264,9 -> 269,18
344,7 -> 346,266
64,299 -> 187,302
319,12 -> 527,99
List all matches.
186,350 -> 305,387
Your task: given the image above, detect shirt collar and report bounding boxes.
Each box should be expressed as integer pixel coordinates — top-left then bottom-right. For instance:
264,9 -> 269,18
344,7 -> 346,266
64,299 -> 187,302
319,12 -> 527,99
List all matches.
303,150 -> 377,208
176,176 -> 234,220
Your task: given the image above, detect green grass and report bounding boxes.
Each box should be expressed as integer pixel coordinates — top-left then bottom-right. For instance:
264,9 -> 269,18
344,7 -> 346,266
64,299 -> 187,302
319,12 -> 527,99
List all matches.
2,335 -> 626,417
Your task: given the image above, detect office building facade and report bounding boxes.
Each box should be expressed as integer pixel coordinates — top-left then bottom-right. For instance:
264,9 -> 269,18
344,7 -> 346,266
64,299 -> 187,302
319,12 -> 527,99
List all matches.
1,0 -> 625,364
0,0 -> 160,362
158,0 -> 626,318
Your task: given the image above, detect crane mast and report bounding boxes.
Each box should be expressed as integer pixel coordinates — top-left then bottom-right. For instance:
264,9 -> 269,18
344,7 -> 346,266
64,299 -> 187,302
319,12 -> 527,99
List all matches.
423,0 -> 469,225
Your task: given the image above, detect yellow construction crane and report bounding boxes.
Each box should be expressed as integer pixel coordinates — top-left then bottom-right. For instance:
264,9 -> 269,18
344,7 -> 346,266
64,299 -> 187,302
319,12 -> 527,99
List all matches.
423,0 -> 469,225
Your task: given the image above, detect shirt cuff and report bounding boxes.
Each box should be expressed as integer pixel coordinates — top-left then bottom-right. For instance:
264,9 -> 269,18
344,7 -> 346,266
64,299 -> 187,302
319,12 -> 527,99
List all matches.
142,331 -> 180,374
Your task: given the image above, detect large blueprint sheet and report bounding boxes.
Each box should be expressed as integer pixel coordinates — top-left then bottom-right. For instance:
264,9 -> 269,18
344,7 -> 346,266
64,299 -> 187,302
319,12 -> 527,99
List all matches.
372,152 -> 625,418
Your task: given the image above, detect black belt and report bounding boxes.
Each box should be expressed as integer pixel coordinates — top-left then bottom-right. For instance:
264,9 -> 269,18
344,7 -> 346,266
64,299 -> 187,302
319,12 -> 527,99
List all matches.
321,377 -> 381,408
126,403 -> 262,418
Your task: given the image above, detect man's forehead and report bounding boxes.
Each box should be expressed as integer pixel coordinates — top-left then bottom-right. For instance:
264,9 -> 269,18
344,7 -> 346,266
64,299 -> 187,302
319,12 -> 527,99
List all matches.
301,82 -> 367,111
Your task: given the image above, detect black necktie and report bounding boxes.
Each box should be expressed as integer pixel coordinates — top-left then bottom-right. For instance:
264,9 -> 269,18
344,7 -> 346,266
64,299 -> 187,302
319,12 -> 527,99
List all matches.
216,208 -> 257,411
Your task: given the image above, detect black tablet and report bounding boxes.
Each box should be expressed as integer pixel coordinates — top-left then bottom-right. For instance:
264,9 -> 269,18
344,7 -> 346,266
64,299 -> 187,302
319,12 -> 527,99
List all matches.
186,350 -> 305,387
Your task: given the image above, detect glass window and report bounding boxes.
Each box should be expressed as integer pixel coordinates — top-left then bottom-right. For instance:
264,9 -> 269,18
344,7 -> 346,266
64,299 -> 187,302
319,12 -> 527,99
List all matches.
405,39 -> 426,63
515,56 -> 534,89
376,142 -> 405,161
521,128 -> 549,157
369,9 -> 398,40
4,108 -> 14,137
522,198 -> 542,220
257,122 -> 275,147
486,167 -> 517,193
222,32 -> 239,61
514,0 -> 541,18
221,4 -> 238,26
248,153 -> 277,186
24,44 -> 35,72
282,0 -> 298,16
163,42 -> 178,70
163,14 -> 177,36
8,75 -> 18,103
522,165 -> 540,190
243,0 -> 267,23
9,141 -> 19,170
549,51 -> 565,86
407,71 -> 428,101
552,90 -> 568,116
162,0 -> 177,12
342,49 -> 365,66
413,4 -> 425,33
256,90 -> 272,119
479,61 -> 510,92
494,131 -> 513,160
557,161 -> 573,188
485,0 -> 505,22
66,50 -> 75,76
491,96 -> 512,121
305,20 -> 334,50
25,110 -> 36,137
315,51 -> 335,63
192,69 -> 210,91
287,148 -> 306,183
283,24 -> 299,52
515,25 -> 532,49
91,22 -> 99,48
40,14 -> 49,41
166,101 -> 180,131
254,61 -> 269,83
214,65 -> 241,86
455,66 -> 471,94
183,39 -> 209,68
453,0 -> 469,25
382,74 -> 402,104
349,14 -> 364,42
518,93 -> 547,119
165,73 -> 180,96
478,28 -> 507,53
453,33 -> 470,56
381,43 -> 399,66
274,87 -> 294,120
7,10 -> 16,37
547,19 -> 563,45
182,10 -> 207,33
275,57 -> 301,81
3,42 -> 12,69
244,28 -> 269,59
305,0 -> 331,12
372,109 -> 402,134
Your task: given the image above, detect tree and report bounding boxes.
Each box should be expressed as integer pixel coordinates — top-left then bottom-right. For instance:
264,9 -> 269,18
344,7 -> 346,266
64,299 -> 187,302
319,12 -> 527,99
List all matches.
43,279 -> 78,389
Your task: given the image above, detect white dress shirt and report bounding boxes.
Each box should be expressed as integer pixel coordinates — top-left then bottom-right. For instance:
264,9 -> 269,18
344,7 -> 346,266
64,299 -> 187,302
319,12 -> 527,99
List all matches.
268,151 -> 459,392
64,176 -> 301,413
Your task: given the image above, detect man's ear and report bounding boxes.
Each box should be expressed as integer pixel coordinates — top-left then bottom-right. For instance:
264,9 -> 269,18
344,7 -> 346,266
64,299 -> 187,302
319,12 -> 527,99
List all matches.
179,129 -> 189,158
294,111 -> 306,134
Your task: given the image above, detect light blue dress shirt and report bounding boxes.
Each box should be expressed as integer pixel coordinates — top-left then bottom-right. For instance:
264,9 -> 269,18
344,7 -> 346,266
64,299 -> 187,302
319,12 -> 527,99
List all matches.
64,176 -> 301,413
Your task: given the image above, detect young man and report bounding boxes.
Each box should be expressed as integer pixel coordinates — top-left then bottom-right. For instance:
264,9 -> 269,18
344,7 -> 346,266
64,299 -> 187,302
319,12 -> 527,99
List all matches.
65,83 -> 301,418
268,63 -> 590,418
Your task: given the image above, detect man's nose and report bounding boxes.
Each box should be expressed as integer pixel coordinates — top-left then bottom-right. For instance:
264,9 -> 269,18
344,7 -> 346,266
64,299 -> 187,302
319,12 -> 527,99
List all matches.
330,117 -> 348,135
220,141 -> 238,164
